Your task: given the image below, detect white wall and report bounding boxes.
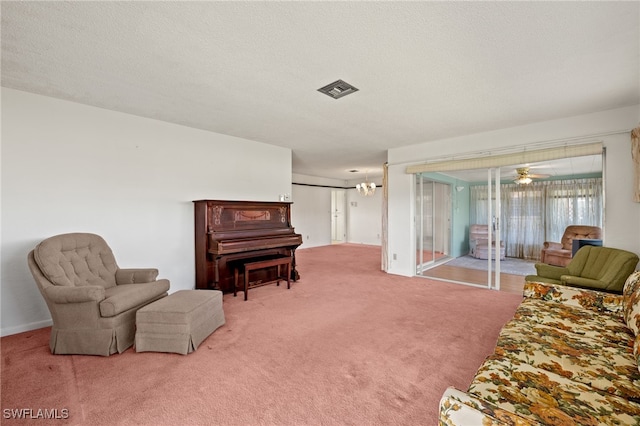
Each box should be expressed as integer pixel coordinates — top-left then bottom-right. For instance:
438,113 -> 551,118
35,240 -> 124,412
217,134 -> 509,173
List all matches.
291,174 -> 383,248
291,189 -> 331,248
1,89 -> 292,336
346,188 -> 382,245
387,105 -> 640,277
291,174 -> 343,248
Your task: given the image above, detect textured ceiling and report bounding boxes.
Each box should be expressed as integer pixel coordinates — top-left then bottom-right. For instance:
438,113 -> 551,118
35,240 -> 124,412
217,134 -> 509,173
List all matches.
2,2 -> 638,180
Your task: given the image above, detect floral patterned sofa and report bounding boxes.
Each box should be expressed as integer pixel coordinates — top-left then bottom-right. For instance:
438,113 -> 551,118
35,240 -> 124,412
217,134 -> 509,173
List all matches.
439,270 -> 640,425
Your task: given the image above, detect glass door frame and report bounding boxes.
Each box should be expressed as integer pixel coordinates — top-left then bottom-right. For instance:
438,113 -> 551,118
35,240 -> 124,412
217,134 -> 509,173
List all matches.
487,168 -> 501,290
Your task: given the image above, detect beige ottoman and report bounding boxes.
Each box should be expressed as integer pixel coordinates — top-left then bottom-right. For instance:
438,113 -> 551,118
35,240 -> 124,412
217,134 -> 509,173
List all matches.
135,290 -> 225,355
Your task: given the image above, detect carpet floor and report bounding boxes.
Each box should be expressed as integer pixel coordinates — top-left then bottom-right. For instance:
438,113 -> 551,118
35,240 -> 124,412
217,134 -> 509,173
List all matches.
1,244 -> 523,425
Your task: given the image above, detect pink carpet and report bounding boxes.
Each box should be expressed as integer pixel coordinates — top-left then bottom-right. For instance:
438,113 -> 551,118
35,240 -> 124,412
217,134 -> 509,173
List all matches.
1,244 -> 523,425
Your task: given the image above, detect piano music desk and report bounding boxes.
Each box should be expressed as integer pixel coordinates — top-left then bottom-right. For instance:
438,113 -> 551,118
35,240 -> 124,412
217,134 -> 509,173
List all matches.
232,255 -> 291,301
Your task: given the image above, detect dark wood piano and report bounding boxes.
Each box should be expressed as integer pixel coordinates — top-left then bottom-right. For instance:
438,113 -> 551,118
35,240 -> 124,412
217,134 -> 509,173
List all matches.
193,200 -> 303,293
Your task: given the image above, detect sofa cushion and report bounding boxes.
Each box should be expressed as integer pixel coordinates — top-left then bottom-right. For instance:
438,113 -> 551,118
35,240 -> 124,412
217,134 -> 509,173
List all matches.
469,357 -> 640,425
524,281 -> 623,314
624,271 -> 640,336
100,281 -> 169,317
496,318 -> 640,400
515,298 -> 631,348
34,233 -> 118,288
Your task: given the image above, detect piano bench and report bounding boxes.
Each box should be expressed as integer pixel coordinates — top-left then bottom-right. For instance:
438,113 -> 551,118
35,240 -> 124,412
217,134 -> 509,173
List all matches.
232,255 -> 291,301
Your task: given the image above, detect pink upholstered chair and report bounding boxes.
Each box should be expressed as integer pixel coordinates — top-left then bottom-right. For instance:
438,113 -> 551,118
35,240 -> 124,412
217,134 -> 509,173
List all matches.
469,224 -> 505,260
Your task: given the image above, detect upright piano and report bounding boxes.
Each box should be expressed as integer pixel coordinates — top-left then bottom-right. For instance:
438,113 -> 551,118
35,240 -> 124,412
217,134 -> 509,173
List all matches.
193,200 -> 303,292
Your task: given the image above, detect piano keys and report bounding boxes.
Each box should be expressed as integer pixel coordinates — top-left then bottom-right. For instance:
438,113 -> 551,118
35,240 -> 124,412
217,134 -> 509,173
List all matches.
193,200 -> 303,292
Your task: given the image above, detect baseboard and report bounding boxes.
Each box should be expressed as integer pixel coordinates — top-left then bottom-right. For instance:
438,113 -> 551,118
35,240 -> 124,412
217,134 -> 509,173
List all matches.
1,319 -> 52,337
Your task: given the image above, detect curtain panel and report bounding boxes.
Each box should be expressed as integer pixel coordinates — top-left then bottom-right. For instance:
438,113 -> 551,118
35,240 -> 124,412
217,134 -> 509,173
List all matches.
470,178 -> 603,260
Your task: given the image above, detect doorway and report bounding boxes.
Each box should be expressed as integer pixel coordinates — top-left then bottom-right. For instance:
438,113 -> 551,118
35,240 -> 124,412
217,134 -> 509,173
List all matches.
331,189 -> 346,244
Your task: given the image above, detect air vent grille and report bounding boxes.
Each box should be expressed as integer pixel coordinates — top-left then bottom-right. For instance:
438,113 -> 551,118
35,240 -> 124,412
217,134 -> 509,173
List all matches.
318,79 -> 359,99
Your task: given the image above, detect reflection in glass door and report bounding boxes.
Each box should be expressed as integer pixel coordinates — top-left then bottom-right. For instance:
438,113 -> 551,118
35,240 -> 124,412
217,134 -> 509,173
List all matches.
416,176 -> 451,274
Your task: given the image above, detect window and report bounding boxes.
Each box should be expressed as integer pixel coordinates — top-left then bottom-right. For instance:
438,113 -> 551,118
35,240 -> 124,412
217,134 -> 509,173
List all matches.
471,177 -> 602,260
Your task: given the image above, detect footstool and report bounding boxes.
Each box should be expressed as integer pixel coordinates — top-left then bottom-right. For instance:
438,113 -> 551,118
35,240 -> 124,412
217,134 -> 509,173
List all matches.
135,290 -> 225,355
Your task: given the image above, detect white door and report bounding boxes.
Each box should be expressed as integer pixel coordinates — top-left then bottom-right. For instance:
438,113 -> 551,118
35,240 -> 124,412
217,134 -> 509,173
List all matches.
331,189 -> 346,243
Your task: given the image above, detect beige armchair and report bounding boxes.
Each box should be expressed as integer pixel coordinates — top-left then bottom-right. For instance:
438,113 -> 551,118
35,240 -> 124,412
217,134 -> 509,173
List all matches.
28,233 -> 170,356
541,225 -> 602,267
469,224 -> 505,260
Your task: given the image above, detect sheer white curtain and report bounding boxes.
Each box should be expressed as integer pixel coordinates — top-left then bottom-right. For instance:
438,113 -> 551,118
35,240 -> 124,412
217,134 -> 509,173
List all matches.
471,177 -> 602,260
545,178 -> 603,242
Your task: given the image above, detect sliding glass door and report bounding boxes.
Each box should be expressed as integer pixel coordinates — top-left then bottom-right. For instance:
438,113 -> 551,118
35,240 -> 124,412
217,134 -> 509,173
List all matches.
415,176 -> 452,274
417,169 -> 502,290
412,146 -> 604,291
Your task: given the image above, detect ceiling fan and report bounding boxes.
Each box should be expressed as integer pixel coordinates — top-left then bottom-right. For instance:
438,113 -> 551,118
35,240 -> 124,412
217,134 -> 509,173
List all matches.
513,167 -> 549,185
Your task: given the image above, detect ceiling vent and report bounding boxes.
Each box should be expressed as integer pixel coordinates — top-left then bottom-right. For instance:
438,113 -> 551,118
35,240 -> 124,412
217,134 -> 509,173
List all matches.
318,79 -> 359,99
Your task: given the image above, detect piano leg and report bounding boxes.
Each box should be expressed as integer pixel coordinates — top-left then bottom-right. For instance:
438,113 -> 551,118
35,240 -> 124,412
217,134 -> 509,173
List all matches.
212,256 -> 222,291
290,249 -> 300,282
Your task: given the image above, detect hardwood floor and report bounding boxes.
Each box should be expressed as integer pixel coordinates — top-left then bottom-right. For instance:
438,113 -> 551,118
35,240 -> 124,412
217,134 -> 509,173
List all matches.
422,264 -> 526,295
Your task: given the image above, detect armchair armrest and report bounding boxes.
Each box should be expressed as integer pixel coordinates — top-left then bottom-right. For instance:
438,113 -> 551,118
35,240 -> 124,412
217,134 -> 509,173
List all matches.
44,285 -> 105,304
523,281 -> 622,314
534,263 -> 568,280
543,241 -> 563,250
439,387 -> 536,426
116,268 -> 159,284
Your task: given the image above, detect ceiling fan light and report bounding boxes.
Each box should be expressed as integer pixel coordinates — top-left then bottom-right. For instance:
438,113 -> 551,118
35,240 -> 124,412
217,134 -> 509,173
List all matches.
515,176 -> 532,185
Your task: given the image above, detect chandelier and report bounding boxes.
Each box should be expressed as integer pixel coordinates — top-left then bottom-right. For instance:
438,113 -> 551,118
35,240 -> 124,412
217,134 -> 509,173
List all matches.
356,172 -> 376,196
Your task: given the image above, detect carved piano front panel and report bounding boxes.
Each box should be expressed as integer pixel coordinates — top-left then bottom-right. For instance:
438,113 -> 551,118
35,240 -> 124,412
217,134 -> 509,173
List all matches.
194,200 -> 302,292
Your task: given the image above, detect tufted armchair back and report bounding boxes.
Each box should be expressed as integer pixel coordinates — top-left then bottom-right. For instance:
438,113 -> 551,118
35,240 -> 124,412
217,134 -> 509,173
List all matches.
33,233 -> 118,288
559,225 -> 602,251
